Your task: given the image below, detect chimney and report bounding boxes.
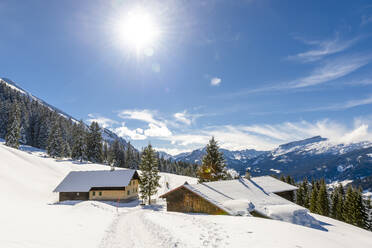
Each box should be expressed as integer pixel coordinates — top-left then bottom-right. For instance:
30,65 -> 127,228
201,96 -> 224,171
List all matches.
245,168 -> 251,180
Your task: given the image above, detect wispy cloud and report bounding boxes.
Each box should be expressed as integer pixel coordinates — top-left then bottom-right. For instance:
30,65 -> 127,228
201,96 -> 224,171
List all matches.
210,77 -> 222,86
306,95 -> 372,112
217,54 -> 372,98
86,114 -> 118,128
288,36 -> 360,63
158,119 -> 372,152
288,55 -> 371,88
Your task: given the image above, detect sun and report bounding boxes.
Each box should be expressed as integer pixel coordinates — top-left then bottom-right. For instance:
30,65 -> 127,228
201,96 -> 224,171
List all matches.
116,8 -> 160,53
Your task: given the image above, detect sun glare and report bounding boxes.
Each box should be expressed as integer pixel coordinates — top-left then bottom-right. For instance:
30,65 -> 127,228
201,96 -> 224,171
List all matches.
116,8 -> 160,53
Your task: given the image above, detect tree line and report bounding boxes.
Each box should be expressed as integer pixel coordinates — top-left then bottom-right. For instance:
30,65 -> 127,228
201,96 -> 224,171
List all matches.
290,177 -> 372,231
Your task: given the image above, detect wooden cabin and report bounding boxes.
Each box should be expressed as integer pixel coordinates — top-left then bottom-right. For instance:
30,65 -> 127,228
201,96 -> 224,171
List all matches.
160,176 -> 300,218
54,169 -> 140,202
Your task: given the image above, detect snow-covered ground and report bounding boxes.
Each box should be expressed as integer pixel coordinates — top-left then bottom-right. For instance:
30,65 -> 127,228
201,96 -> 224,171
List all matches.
1,142 -> 372,248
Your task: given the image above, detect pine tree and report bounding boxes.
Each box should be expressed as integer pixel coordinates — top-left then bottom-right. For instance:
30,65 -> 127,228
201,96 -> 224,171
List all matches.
330,184 -> 344,221
5,101 -> 21,149
317,180 -> 330,216
86,121 -> 103,163
309,181 -> 319,213
197,137 -> 228,183
366,197 -> 372,231
126,142 -> 137,169
296,183 -> 304,206
63,140 -> 71,158
354,187 -> 368,228
47,121 -> 64,158
71,120 -> 86,162
102,142 -> 108,164
139,144 -> 160,205
343,186 -> 355,224
302,178 -> 310,208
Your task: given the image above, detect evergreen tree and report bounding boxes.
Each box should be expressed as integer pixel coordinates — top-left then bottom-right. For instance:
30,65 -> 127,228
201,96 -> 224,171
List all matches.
71,121 -> 85,161
71,120 -> 86,162
102,142 -> 108,164
197,137 -> 228,183
47,121 -> 64,158
317,180 -> 330,216
302,178 -> 310,208
296,183 -> 304,206
5,101 -> 21,148
125,142 -> 137,169
108,139 -> 125,167
366,197 -> 372,231
86,121 -> 102,163
309,181 -> 319,213
139,144 -> 160,205
343,186 -> 355,224
330,184 -> 344,221
354,187 -> 368,228
63,140 -> 71,158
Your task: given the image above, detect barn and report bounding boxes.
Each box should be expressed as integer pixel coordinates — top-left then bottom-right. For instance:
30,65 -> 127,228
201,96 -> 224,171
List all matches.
160,176 -> 307,221
53,169 -> 140,202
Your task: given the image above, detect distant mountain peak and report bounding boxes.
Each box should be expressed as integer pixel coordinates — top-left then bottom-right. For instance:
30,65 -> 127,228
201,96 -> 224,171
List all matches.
278,136 -> 328,150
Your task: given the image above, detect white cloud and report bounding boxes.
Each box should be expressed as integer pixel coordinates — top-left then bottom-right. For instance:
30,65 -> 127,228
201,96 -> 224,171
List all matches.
156,118 -> 372,153
305,95 -> 372,112
174,111 -> 192,125
117,109 -> 172,138
289,55 -> 371,88
288,36 -> 360,63
86,114 -> 118,128
155,147 -> 193,156
210,77 -> 222,86
218,54 -> 372,98
144,123 -> 172,137
114,123 -> 147,140
118,109 -> 164,127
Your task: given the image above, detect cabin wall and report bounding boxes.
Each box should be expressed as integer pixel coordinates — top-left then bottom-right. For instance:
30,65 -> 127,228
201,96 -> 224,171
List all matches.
274,190 -> 295,202
165,187 -> 227,215
59,192 -> 89,201
89,179 -> 139,201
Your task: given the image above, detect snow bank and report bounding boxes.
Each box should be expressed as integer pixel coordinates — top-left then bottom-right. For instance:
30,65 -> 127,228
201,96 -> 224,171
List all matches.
222,199 -> 254,216
265,205 -> 320,228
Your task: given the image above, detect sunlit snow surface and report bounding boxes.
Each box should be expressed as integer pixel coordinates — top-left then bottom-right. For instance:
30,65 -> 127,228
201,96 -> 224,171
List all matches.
0,141 -> 372,248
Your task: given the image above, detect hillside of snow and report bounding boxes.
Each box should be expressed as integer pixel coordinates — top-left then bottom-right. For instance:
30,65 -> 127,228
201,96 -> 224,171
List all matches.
1,141 -> 372,248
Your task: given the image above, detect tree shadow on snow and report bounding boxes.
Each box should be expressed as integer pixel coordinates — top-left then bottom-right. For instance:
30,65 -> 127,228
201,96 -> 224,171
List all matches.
141,204 -> 164,211
49,199 -> 141,208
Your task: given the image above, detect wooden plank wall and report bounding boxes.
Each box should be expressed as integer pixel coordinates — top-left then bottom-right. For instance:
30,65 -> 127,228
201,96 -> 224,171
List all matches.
165,187 -> 227,215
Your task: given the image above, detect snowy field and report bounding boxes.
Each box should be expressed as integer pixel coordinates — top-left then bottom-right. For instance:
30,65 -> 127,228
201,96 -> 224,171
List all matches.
1,142 -> 372,248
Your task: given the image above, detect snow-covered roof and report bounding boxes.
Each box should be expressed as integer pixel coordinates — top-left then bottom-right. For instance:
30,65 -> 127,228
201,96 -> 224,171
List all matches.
53,169 -> 138,192
250,176 -> 298,193
161,177 -> 307,222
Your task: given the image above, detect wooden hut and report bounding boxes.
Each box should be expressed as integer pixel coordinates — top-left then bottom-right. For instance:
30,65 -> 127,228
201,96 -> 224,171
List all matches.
54,169 -> 140,202
160,176 -> 300,218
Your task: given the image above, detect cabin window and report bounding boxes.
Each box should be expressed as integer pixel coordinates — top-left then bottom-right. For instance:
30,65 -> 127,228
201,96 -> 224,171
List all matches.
99,192 -> 102,196
127,190 -> 130,195
92,191 -> 96,196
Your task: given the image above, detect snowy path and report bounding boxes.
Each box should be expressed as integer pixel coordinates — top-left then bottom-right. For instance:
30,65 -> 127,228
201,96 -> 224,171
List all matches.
99,208 -> 186,248
99,208 -> 231,248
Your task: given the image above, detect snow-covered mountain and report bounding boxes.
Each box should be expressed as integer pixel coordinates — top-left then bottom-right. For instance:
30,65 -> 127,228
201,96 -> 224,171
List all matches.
0,77 -> 130,149
169,146 -> 266,166
171,136 -> 372,185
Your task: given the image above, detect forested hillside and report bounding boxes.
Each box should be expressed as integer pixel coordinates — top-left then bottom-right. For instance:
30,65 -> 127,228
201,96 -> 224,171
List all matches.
0,78 -> 198,176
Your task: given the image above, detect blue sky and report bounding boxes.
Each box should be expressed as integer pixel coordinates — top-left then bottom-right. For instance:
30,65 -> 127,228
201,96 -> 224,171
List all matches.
1,0 -> 372,154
